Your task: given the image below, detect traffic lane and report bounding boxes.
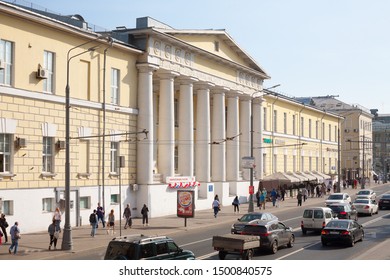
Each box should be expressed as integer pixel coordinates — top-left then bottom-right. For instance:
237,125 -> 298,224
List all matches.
279,212 -> 390,260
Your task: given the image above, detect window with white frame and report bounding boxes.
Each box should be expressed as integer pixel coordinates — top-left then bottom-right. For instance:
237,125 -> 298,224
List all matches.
301,117 -> 304,137
43,50 -> 54,93
309,119 -> 312,138
283,112 -> 287,134
1,200 -> 13,215
316,120 -> 319,139
0,133 -> 12,173
263,153 -> 267,174
111,194 -> 119,204
329,124 -> 332,141
0,39 -> 13,86
42,136 -> 54,173
292,115 -> 296,135
263,107 -> 267,131
110,68 -> 120,105
273,110 -> 278,132
110,141 -> 119,173
293,155 -> 297,172
42,197 -> 55,212
301,156 -> 305,171
79,196 -> 90,209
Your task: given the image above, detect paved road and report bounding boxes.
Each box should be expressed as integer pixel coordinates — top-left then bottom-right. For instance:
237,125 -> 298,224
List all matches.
0,182 -> 389,260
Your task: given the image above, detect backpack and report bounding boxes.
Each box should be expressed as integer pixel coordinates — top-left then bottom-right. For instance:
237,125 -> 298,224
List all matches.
89,213 -> 96,223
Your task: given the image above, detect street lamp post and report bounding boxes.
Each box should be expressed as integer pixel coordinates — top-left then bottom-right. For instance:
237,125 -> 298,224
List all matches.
248,84 -> 280,213
62,36 -> 109,250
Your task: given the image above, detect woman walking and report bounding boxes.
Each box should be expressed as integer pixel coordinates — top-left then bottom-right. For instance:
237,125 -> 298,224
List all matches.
107,209 -> 115,235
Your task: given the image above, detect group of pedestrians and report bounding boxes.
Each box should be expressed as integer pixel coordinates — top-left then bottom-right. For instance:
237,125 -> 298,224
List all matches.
0,213 -> 21,255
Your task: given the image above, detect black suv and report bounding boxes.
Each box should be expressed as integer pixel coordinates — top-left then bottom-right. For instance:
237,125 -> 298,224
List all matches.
104,234 -> 195,260
241,220 -> 294,254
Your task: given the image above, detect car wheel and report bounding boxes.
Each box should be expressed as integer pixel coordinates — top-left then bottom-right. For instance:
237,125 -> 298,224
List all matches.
376,208 -> 379,214
287,235 -> 295,248
321,240 -> 327,246
370,210 -> 373,216
243,249 -> 254,260
218,251 -> 227,260
270,240 -> 278,254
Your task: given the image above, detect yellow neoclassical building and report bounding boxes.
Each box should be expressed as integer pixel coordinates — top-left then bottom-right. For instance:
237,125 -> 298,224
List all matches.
1,1 -> 342,232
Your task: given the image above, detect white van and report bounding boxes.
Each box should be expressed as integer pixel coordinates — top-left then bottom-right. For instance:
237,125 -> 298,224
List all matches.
301,207 -> 334,234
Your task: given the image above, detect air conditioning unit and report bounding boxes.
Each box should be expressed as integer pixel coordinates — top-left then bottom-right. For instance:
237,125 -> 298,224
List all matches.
344,129 -> 350,133
57,140 -> 65,150
353,129 -> 358,133
0,59 -> 4,69
36,65 -> 48,79
16,137 -> 27,148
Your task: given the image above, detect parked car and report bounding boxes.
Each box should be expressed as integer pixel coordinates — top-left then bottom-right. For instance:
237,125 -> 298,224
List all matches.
352,199 -> 379,216
355,189 -> 376,200
104,234 -> 195,260
231,212 -> 278,234
325,193 -> 351,206
378,194 -> 390,210
241,220 -> 295,254
301,207 -> 335,235
321,219 -> 364,247
327,203 -> 358,221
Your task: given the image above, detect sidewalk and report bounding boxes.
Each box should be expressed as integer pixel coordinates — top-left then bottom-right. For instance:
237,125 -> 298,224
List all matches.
0,182 -> 385,260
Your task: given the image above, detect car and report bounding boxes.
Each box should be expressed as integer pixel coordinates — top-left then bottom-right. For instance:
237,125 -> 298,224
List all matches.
104,234 -> 195,260
231,212 -> 278,234
327,203 -> 358,221
378,194 -> 390,210
301,207 -> 335,234
352,198 -> 379,216
321,219 -> 364,247
355,189 -> 376,200
241,220 -> 295,254
325,193 -> 351,206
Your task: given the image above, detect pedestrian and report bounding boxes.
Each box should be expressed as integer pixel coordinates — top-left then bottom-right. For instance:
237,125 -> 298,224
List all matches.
214,194 -> 220,201
9,221 -> 20,255
255,189 -> 261,207
232,196 -> 240,214
281,187 -> 286,201
321,183 -> 326,198
89,209 -> 98,237
48,220 -> 59,250
260,191 -> 266,210
107,209 -> 115,235
141,204 -> 149,226
0,213 -> 9,243
212,198 -> 220,218
297,191 -> 303,206
96,202 -> 106,228
275,191 -> 281,208
53,207 -> 62,232
123,204 -> 132,229
302,187 -> 308,202
270,188 -> 277,207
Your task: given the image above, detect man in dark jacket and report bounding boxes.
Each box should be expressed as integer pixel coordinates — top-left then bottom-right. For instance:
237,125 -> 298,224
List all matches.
123,204 -> 132,229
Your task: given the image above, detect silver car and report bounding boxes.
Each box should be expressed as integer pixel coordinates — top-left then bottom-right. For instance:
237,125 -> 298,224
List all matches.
355,189 -> 376,200
352,199 -> 379,216
231,212 -> 278,234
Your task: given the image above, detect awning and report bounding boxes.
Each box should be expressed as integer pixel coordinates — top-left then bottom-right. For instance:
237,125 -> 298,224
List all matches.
312,170 -> 331,180
295,171 -> 317,181
305,171 -> 324,182
287,172 -> 308,182
262,172 -> 301,183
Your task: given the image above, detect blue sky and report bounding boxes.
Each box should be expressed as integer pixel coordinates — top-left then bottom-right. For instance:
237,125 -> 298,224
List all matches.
25,0 -> 390,113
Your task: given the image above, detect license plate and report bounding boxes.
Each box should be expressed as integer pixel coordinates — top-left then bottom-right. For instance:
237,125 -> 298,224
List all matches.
383,201 -> 389,203
330,231 -> 339,235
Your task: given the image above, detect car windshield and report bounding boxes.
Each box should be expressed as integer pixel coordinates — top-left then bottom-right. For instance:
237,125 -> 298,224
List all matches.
328,194 -> 343,200
358,191 -> 370,195
239,214 -> 263,222
326,220 -> 349,229
328,205 -> 344,212
382,194 -> 390,199
354,199 -> 369,204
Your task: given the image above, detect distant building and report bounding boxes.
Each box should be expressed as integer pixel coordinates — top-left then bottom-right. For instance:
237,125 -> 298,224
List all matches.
372,111 -> 390,181
295,96 -> 374,184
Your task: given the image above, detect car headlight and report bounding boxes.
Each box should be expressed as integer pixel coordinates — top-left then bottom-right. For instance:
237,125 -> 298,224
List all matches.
231,224 -> 235,229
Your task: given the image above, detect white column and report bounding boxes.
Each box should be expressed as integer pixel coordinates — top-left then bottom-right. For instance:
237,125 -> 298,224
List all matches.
253,98 -> 264,179
226,94 -> 240,181
211,88 -> 227,181
195,83 -> 213,182
240,97 -> 251,180
178,77 -> 198,177
136,63 -> 158,184
157,70 -> 179,181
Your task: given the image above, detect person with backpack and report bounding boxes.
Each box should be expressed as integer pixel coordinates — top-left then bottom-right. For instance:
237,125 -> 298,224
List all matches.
89,210 -> 98,237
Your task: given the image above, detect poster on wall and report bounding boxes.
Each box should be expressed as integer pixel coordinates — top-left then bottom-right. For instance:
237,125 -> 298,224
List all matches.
177,190 -> 195,218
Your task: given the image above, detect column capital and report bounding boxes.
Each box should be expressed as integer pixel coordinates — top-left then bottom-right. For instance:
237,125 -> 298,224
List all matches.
136,63 -> 159,72
156,69 -> 180,79
194,81 -> 215,91
226,90 -> 243,99
177,76 -> 199,85
212,86 -> 230,95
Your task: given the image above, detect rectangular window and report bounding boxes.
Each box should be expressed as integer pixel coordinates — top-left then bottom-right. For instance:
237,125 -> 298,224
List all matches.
283,112 -> 287,134
1,200 -> 14,215
273,110 -> 277,132
316,121 -> 319,139
301,117 -> 304,137
329,124 -> 332,141
110,141 -> 119,173
110,194 -> 119,204
309,119 -> 312,138
0,39 -> 13,86
263,153 -> 267,174
79,196 -> 90,209
293,155 -> 297,172
0,133 -> 12,173
42,137 -> 54,173
43,51 -> 55,93
77,140 -> 90,175
263,107 -> 267,131
273,154 -> 277,172
292,115 -> 296,135
301,156 -> 305,171
322,122 -> 325,140
42,198 -> 55,212
335,126 -> 338,142
111,68 -> 120,105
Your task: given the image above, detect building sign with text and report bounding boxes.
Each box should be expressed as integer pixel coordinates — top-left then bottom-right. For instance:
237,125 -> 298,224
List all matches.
167,176 -> 200,189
